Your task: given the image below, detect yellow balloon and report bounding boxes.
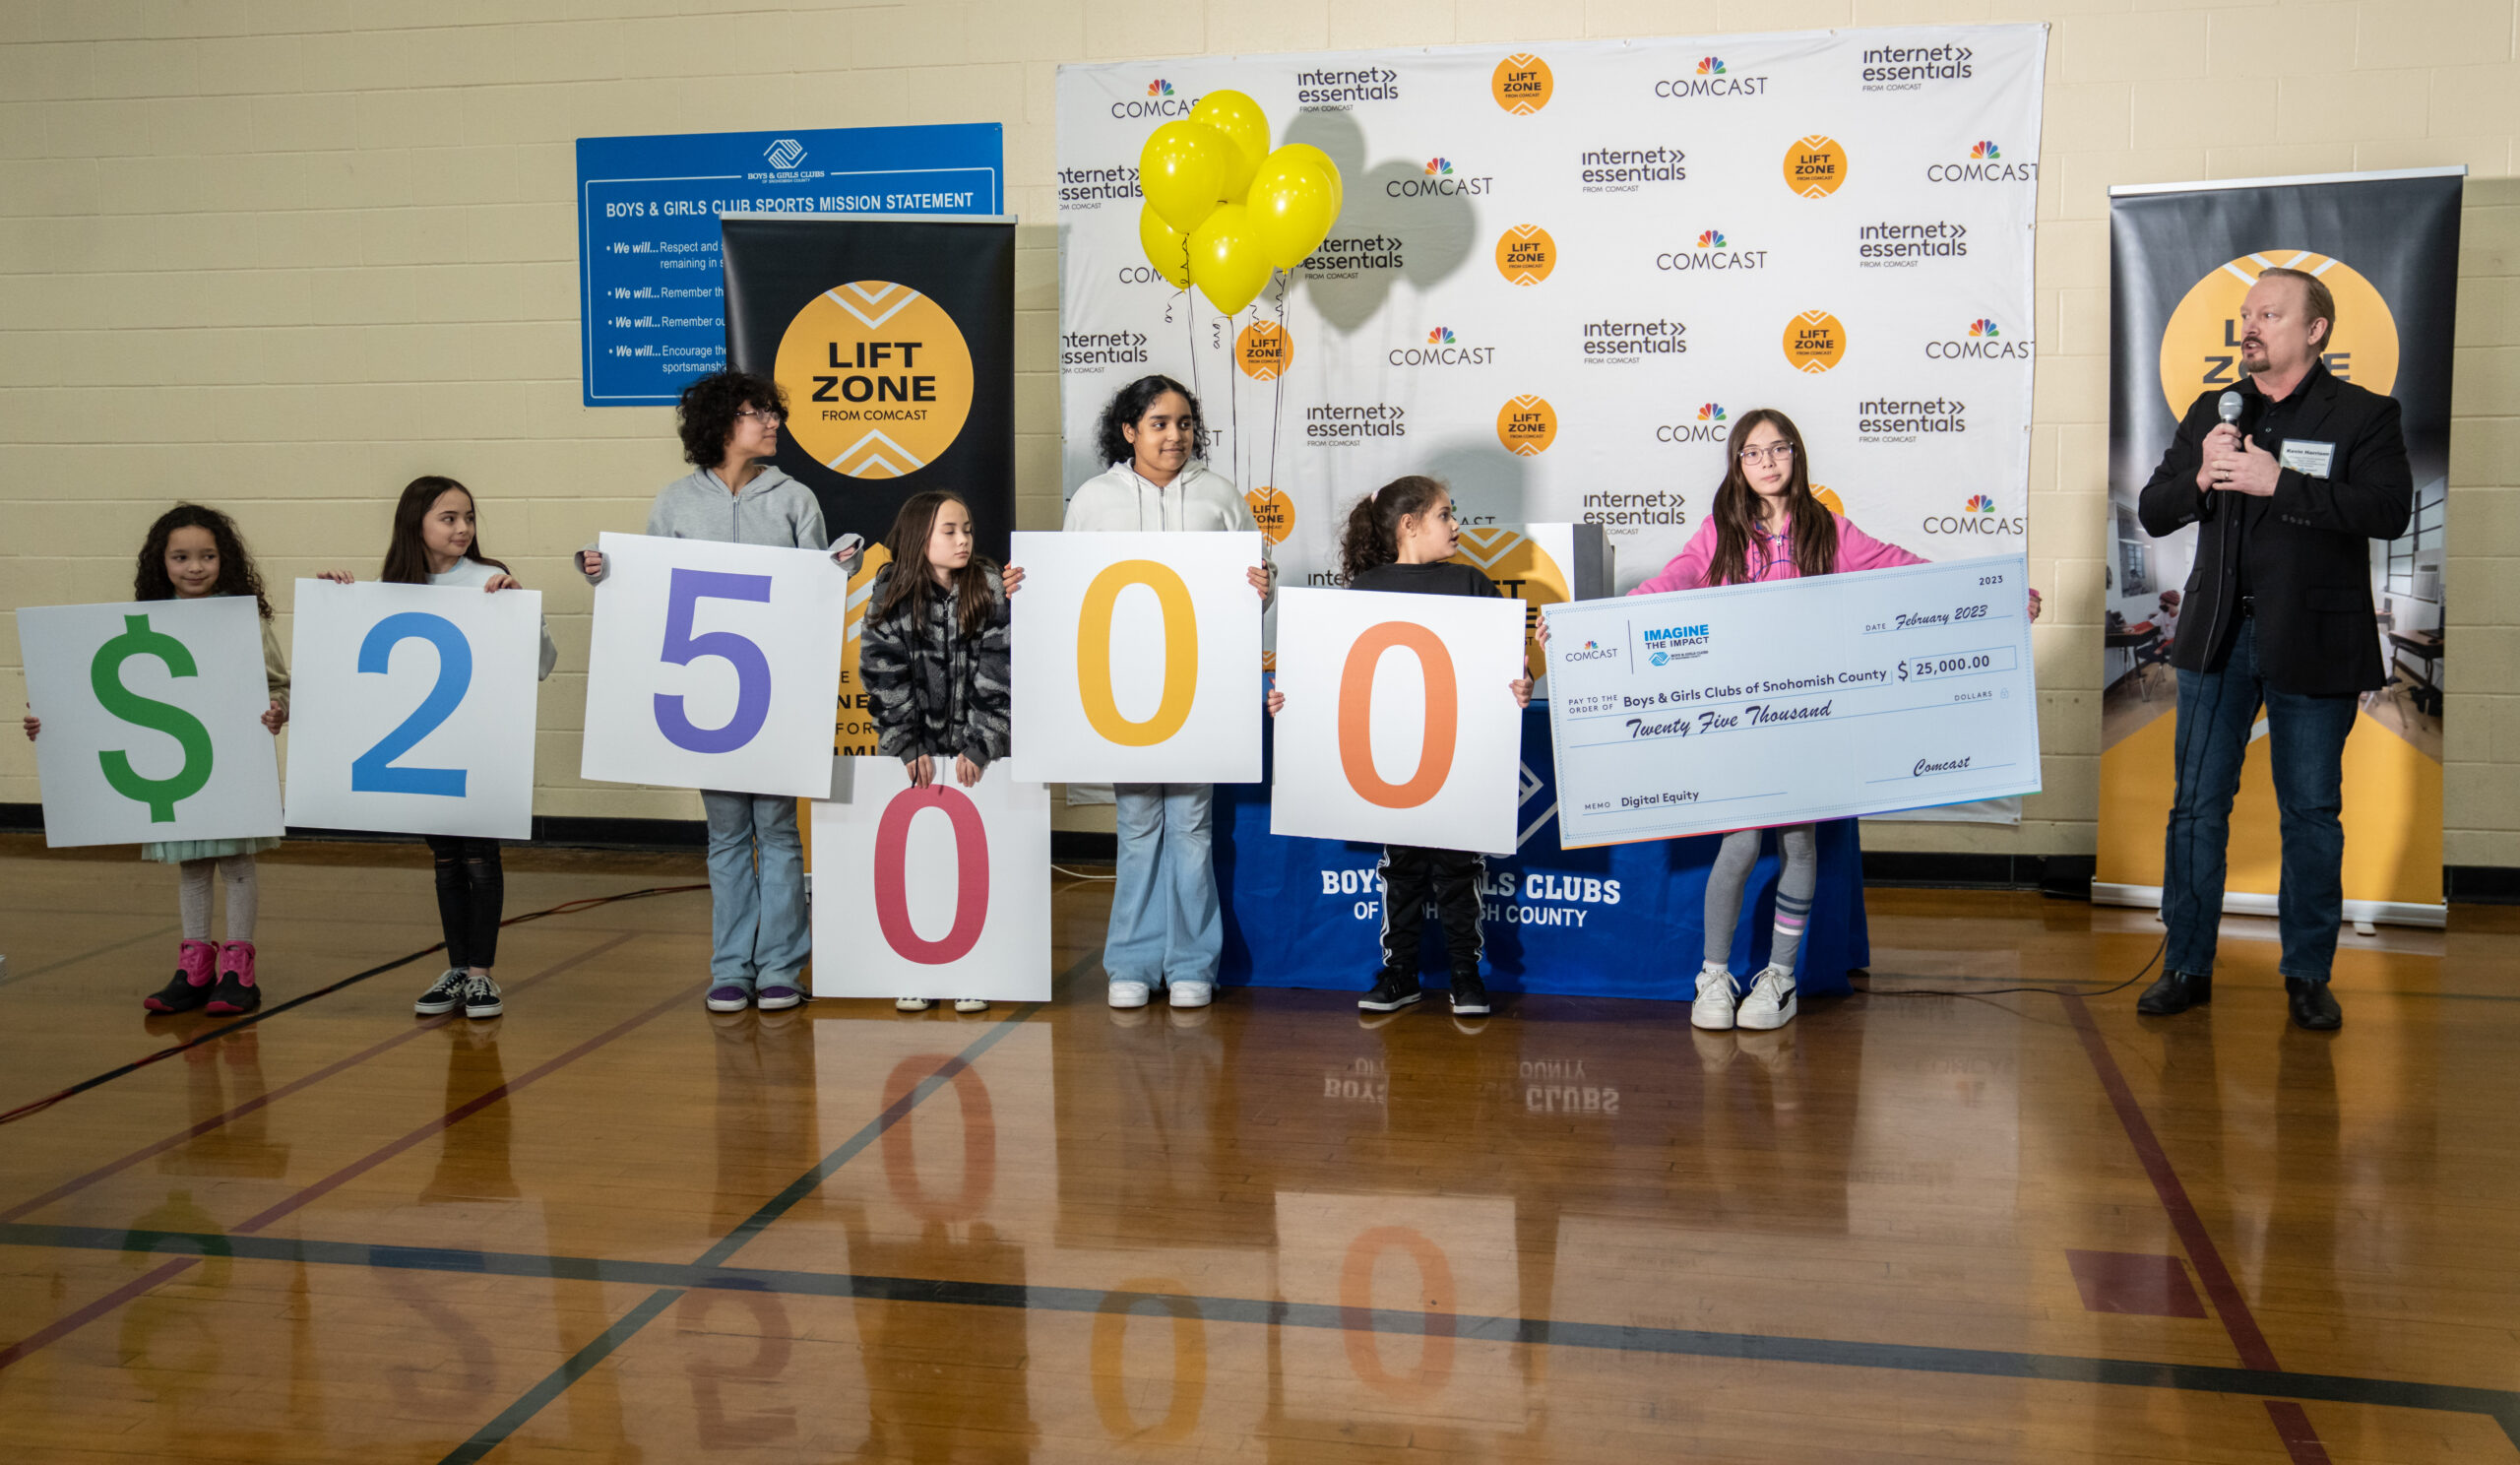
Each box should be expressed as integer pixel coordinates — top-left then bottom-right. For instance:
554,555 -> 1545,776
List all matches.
1139,120 -> 1230,235
1137,202 -> 1191,288
1186,203 -> 1271,315
1277,143 -> 1344,217
1189,90 -> 1270,199
1247,149 -> 1339,270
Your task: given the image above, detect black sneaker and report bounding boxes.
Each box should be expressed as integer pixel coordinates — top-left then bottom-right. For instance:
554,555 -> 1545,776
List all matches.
1449,972 -> 1489,1016
1358,972 -> 1423,1012
462,973 -> 503,1019
415,968 -> 468,1016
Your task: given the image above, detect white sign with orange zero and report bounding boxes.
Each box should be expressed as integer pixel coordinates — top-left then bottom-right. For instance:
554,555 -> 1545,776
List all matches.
1267,587 -> 1527,856
1004,531 -> 1265,784
809,756 -> 1051,1001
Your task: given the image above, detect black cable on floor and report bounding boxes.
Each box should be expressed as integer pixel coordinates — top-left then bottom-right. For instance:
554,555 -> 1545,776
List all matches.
0,883 -> 705,1128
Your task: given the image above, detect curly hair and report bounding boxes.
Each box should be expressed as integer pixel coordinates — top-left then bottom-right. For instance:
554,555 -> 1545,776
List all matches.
1095,375 -> 1209,470
134,503 -> 273,620
380,476 -> 508,586
675,369 -> 787,469
1339,476 -> 1450,583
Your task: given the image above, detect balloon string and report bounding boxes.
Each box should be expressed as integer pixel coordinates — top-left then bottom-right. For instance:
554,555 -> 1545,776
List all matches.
1270,269 -> 1290,504
1228,306 -> 1242,489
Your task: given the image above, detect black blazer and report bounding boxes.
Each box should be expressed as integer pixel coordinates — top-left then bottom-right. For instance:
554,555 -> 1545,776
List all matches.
2136,364 -> 2411,695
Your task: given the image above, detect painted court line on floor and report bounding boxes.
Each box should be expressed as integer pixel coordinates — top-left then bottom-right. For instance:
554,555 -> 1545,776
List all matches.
0,976 -> 698,1372
3,1220 -> 2513,1451
0,932 -> 638,1225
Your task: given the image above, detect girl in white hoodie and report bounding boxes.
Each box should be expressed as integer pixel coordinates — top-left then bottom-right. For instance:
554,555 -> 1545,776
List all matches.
1060,376 -> 1270,1009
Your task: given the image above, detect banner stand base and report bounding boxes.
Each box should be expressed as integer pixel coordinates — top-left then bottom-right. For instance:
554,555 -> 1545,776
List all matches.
2092,882 -> 2446,931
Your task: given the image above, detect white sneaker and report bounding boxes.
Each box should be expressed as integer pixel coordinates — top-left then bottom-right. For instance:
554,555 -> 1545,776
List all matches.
1735,965 -> 1798,1031
1167,981 -> 1212,1009
1691,963 -> 1738,1031
895,996 -> 932,1012
1107,980 -> 1152,1008
954,997 -> 988,1013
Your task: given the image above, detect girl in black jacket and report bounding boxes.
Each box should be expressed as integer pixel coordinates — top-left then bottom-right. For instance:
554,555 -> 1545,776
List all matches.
860,490 -> 1013,1013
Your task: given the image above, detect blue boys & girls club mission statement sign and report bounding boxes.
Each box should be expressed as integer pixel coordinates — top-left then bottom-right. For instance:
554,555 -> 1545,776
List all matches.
575,124 -> 1003,407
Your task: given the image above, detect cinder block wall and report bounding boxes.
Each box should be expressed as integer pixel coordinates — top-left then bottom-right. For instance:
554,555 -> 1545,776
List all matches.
1,2 -> 2513,863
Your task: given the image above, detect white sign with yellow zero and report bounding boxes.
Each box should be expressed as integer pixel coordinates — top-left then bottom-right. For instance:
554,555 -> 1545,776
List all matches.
1003,532 -> 1266,784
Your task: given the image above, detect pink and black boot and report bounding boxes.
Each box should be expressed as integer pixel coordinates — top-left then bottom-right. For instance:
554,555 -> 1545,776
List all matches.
144,940 -> 219,1013
205,940 -> 262,1015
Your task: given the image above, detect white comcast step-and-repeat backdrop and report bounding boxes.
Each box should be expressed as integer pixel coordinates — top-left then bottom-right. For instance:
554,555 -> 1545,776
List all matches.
1057,25 -> 2046,819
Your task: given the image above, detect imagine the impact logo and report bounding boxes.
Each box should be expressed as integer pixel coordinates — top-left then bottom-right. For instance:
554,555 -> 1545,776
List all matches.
1428,326 -> 1457,345
1425,157 -> 1453,175
1966,493 -> 1995,513
1970,140 -> 1999,159
1697,56 -> 1726,75
1698,403 -> 1726,422
1148,80 -> 1175,96
1697,228 -> 1727,248
1969,318 -> 1999,338
764,138 -> 806,169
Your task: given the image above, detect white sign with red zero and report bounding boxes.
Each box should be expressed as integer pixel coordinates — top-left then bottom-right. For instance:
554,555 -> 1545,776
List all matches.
1003,530 -> 1264,784
17,596 -> 284,849
1268,587 -> 1527,856
581,532 -> 850,798
809,756 -> 1051,1001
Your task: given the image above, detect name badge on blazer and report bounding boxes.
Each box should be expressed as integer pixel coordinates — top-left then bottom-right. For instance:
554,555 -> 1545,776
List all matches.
2280,439 -> 2336,477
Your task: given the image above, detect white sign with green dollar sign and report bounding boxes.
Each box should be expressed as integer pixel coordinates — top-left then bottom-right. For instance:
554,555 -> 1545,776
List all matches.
18,596 -> 285,849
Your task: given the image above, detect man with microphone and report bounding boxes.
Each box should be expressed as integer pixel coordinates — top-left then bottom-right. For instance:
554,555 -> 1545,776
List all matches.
2134,266 -> 2411,1031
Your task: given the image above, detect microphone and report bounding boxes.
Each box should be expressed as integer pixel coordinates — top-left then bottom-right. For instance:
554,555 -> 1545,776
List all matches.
2218,391 -> 2242,425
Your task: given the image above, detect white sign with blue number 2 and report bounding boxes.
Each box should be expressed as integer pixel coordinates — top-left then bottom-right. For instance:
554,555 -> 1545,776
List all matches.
580,533 -> 850,799
285,580 -> 545,840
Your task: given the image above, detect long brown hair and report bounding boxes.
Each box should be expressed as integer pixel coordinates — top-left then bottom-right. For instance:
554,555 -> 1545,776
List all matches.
134,503 -> 273,620
1705,409 -> 1835,586
871,490 -> 997,639
381,476 -> 509,585
1338,475 -> 1449,583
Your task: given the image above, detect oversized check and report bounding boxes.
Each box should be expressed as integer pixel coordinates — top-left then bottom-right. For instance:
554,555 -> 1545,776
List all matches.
1544,554 -> 2040,848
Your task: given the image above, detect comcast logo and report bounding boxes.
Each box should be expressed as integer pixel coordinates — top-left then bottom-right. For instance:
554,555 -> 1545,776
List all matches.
1148,79 -> 1174,96
1697,56 -> 1726,75
1428,326 -> 1456,344
1697,228 -> 1727,248
764,138 -> 806,169
1969,140 -> 2000,159
1968,318 -> 1999,338
1425,157 -> 1453,175
1966,493 -> 1995,513
1698,403 -> 1726,421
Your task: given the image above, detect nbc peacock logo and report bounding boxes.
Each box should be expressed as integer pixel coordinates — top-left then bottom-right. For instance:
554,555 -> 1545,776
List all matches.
1969,318 -> 1998,337
1698,57 -> 1727,75
1966,493 -> 1995,513
1697,229 -> 1727,248
1148,80 -> 1174,96
1428,327 -> 1456,345
1969,140 -> 1999,159
774,282 -> 976,478
1699,403 -> 1727,422
1425,158 -> 1452,175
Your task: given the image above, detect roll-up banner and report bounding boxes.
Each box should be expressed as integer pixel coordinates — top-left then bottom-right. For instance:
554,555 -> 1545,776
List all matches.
720,214 -> 1017,761
1057,24 -> 2048,822
2099,167 -> 2462,926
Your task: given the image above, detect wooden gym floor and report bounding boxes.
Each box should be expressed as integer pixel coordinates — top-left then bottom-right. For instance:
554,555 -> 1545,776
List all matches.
0,834 -> 2515,1463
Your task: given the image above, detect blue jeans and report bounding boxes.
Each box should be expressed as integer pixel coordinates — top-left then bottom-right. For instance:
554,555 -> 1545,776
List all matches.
700,790 -> 809,990
2161,620 -> 2359,983
1105,783 -> 1222,987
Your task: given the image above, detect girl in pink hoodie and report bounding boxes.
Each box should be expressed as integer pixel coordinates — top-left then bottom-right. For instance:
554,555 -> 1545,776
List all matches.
1631,408 -> 2036,1032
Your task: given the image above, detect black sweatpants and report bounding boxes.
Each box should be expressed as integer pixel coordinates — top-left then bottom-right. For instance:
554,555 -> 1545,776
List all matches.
425,835 -> 506,970
1377,844 -> 1486,980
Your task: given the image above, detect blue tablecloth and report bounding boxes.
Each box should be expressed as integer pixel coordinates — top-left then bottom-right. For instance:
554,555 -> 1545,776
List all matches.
1214,703 -> 1870,999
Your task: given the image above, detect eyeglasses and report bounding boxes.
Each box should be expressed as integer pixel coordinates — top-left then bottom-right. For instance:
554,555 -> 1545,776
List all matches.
737,409 -> 786,426
1738,443 -> 1796,465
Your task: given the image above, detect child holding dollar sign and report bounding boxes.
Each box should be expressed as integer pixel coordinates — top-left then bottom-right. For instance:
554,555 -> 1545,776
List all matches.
1628,409 -> 2039,1033
24,504 -> 290,1015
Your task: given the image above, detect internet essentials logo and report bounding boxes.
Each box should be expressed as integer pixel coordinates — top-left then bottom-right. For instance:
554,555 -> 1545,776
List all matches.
1642,622 -> 1713,667
764,138 -> 807,170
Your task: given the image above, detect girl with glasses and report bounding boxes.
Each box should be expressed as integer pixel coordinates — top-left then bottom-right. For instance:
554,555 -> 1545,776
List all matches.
1630,409 -> 2038,1033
